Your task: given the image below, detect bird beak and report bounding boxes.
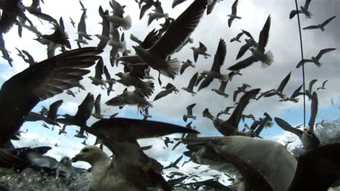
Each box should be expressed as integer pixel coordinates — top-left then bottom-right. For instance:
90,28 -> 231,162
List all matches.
71,154 -> 81,162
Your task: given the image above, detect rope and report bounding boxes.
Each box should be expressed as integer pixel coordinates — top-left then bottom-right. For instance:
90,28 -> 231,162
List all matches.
294,0 -> 306,127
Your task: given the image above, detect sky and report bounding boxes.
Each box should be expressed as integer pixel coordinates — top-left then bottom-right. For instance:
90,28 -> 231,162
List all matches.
2,0 -> 340,178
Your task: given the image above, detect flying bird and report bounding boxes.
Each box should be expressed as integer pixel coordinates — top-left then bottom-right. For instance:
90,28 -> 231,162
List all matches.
191,42 -> 210,63
182,72 -> 199,95
227,0 -> 241,27
296,48 -> 336,68
120,0 -> 208,79
153,83 -> 178,101
183,103 -> 196,122
25,100 -> 63,127
180,59 -> 195,75
198,39 -> 227,91
229,16 -> 273,71
303,16 -> 336,31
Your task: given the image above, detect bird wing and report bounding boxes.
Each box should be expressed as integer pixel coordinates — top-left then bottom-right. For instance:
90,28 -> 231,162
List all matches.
89,117 -> 199,141
321,16 -> 336,27
94,57 -> 104,81
139,3 -> 152,19
316,48 -> 336,60
236,43 -> 251,59
228,56 -> 259,71
186,103 -> 196,115
187,72 -> 199,90
231,0 -> 239,15
150,0 -> 208,58
94,94 -> 102,117
277,72 -> 291,93
308,79 -> 317,94
74,93 -> 95,124
1,47 -> 101,100
110,0 -> 125,18
291,85 -> 303,98
47,100 -> 63,120
154,89 -> 170,101
303,25 -> 320,30
274,117 -> 303,137
258,15 -> 271,51
198,74 -> 214,91
206,0 -> 217,15
296,59 -> 312,68
172,0 -> 188,8
304,0 -> 311,10
211,39 -> 226,73
289,10 -> 298,19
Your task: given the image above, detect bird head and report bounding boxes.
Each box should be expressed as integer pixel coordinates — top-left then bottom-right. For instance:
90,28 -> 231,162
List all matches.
72,146 -> 108,165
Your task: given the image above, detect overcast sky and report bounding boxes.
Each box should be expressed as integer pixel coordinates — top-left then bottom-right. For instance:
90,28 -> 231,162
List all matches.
1,0 -> 340,172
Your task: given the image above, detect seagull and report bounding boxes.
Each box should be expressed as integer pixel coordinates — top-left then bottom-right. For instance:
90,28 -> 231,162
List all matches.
36,17 -> 71,58
72,146 -> 154,191
296,48 -> 336,68
76,0 -> 92,47
115,72 -> 154,97
183,103 -> 196,122
153,83 -> 178,101
191,42 -> 210,63
57,93 -> 95,137
303,16 -> 336,31
275,92 -> 320,152
180,59 -> 195,75
76,117 -> 199,191
147,8 -> 168,26
25,100 -> 63,126
279,85 -> 303,103
229,16 -> 273,71
257,72 -> 291,100
227,0 -> 241,27
0,47 -> 101,146
289,0 -> 312,19
120,0 -> 208,79
106,88 -> 152,111
89,58 -> 106,87
182,72 -> 199,95
198,39 -> 227,91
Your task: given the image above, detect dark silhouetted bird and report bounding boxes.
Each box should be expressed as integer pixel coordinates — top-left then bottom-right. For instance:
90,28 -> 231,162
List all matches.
303,16 -> 336,31
296,48 -> 336,68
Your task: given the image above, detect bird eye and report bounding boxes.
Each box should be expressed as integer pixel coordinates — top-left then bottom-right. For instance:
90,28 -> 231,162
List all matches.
82,148 -> 89,152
